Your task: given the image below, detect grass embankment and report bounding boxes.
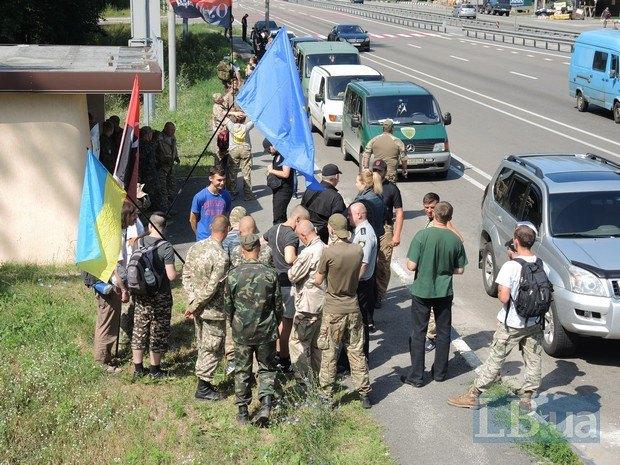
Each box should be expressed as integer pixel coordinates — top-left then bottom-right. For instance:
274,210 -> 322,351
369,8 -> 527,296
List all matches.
0,264 -> 394,464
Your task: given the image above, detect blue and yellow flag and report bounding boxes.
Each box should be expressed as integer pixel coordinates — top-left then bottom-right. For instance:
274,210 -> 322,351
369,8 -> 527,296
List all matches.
75,149 -> 126,282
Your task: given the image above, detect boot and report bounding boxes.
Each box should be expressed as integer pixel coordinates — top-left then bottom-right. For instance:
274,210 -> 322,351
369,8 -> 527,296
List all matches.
447,386 -> 481,409
237,405 -> 250,425
519,392 -> 533,413
195,379 -> 222,401
254,395 -> 273,427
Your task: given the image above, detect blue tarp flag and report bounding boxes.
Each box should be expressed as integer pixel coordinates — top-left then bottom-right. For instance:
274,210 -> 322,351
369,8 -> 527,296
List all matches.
236,27 -> 322,191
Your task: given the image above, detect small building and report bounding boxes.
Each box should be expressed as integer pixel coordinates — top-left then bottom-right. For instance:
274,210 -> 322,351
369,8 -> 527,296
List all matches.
0,45 -> 162,264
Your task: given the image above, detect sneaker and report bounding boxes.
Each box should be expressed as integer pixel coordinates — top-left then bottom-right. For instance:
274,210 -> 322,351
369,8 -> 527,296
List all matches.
226,362 -> 236,376
447,387 -> 481,409
149,369 -> 170,379
400,375 -> 423,388
360,395 -> 372,409
104,364 -> 122,374
425,338 -> 436,353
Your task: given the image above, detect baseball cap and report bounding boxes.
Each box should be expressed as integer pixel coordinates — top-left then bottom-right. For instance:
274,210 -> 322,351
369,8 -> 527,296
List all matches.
372,159 -> 387,173
262,138 -> 273,152
382,119 -> 394,130
321,163 -> 342,176
516,221 -> 538,237
328,213 -> 350,240
239,233 -> 260,250
229,206 -> 247,229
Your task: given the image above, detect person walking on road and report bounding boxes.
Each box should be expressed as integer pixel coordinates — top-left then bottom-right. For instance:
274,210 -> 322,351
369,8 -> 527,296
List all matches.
301,163 -> 347,244
401,202 -> 467,387
226,233 -> 282,426
241,14 -> 249,42
265,139 -> 295,224
315,214 -> 372,409
156,122 -> 180,212
226,113 -> 255,200
189,166 -> 232,241
372,159 -> 404,310
354,169 -> 385,239
349,202 -> 378,357
448,222 -> 548,412
183,215 -> 231,401
361,119 -> 406,182
287,219 -> 326,381
602,7 -> 612,27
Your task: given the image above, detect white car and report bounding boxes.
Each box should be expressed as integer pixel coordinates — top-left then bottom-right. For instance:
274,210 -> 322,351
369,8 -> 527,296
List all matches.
454,3 -> 477,18
307,64 -> 383,145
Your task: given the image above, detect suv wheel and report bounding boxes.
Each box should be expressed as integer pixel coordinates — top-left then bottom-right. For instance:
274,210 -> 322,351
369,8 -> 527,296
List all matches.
576,92 -> 589,112
542,303 -> 577,358
482,243 -> 498,297
614,101 -> 620,124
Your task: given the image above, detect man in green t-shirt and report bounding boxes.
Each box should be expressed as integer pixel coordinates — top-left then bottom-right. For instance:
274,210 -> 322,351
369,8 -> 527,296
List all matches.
401,201 -> 467,387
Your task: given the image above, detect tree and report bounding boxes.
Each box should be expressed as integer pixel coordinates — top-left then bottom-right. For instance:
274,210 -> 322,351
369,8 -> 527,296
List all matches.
0,0 -> 107,45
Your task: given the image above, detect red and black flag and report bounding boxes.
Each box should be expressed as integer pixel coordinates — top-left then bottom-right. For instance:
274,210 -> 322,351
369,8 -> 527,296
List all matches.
113,75 -> 140,201
169,0 -> 232,28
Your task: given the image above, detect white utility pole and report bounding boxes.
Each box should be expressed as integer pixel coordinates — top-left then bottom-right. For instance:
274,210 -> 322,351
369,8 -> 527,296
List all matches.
168,6 -> 177,111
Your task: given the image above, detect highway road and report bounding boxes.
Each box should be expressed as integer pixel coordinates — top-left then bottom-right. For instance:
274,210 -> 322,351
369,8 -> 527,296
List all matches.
233,2 -> 620,462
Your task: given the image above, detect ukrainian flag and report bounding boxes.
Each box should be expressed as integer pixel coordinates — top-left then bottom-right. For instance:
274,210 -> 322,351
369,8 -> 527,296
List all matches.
75,149 -> 126,282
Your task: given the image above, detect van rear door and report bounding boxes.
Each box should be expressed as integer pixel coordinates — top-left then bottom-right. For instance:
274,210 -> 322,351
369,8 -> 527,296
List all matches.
606,53 -> 619,110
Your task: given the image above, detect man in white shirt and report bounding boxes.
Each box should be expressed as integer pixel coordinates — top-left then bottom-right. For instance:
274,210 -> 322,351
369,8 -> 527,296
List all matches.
448,222 -> 546,411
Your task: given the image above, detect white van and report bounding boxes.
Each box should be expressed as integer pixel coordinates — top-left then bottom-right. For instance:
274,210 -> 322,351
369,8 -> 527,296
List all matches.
308,64 -> 383,145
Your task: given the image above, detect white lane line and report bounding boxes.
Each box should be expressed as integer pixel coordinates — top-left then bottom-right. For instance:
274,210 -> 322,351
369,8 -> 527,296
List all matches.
460,40 -> 466,43
545,58 -> 553,62
369,33 -> 384,38
451,153 -> 492,180
407,43 -> 422,49
511,51 -> 519,54
450,55 -> 469,62
384,33 -> 396,38
496,48 -> 504,51
563,61 -> 570,65
398,33 -> 410,37
450,167 -> 486,190
483,45 -> 490,48
457,35 -> 570,59
527,54 -> 535,57
510,70 -> 538,80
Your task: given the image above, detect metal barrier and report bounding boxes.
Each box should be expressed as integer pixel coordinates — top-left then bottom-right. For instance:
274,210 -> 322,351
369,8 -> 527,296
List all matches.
462,25 -> 575,52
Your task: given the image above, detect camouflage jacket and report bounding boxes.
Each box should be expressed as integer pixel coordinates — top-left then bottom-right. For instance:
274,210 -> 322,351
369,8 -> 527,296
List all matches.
225,259 -> 282,344
156,134 -> 179,167
182,237 -> 229,320
229,243 -> 273,268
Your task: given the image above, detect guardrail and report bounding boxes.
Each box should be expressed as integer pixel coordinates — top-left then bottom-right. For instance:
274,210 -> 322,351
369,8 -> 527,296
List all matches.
462,25 -> 575,51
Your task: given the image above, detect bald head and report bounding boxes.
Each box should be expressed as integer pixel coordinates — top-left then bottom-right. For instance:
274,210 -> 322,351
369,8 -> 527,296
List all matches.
296,219 -> 317,245
210,215 -> 230,242
348,202 -> 367,227
285,205 -> 310,230
238,215 -> 258,236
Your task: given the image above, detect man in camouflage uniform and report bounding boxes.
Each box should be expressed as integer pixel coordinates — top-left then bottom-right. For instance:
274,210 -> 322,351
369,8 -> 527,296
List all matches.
183,215 -> 231,401
225,234 -> 282,426
361,119 -> 406,182
229,215 -> 273,268
211,93 -> 229,166
156,122 -> 180,212
315,214 -> 372,409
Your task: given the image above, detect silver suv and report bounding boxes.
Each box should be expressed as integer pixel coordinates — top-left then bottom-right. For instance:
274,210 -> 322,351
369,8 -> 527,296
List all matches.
480,154 -> 620,357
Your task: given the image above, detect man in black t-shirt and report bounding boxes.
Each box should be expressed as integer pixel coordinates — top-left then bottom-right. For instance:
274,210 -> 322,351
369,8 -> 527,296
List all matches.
262,205 -> 310,371
372,160 -> 404,309
131,213 -> 178,379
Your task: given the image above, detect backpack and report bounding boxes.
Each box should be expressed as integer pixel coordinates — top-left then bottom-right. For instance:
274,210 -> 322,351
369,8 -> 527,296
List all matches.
217,129 -> 229,151
126,238 -> 166,296
217,60 -> 233,82
507,258 -> 553,327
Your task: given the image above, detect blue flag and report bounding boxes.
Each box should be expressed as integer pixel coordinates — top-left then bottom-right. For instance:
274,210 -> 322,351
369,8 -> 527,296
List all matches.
236,27 -> 322,191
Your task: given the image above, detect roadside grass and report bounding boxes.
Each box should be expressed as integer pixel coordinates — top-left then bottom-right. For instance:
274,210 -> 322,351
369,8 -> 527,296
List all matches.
102,0 -> 131,18
481,384 -> 582,465
0,263 -> 394,464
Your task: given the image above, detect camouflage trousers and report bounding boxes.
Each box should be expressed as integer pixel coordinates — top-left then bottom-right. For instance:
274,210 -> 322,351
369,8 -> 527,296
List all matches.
235,340 -> 277,406
375,224 -> 394,302
474,322 -> 543,394
227,146 -> 253,198
158,165 -> 176,211
118,297 -> 135,352
317,311 -> 371,397
225,318 -> 235,363
131,292 -> 173,353
289,312 -> 322,381
195,318 -> 226,382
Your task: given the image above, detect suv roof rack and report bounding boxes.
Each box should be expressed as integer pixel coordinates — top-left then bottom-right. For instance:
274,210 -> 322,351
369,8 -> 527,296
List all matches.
583,153 -> 620,170
506,155 -> 544,179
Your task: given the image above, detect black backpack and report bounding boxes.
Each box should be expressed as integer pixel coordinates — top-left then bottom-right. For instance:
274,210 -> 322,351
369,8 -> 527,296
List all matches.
507,258 -> 553,326
126,238 -> 165,296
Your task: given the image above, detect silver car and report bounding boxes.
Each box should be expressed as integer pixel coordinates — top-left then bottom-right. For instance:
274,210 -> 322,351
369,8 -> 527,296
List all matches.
454,3 -> 477,19
480,153 -> 620,357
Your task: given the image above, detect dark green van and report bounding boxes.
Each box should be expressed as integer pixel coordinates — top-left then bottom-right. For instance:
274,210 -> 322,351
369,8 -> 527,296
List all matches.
341,81 -> 452,178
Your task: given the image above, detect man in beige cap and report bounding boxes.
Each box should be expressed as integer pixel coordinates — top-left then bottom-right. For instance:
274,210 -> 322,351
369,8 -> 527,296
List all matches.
362,119 -> 406,182
315,214 -> 372,409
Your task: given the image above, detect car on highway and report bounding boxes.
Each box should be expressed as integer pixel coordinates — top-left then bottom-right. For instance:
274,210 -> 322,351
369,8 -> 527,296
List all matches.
569,29 -> 620,124
350,0 -> 364,3
326,24 -> 371,52
482,0 -> 512,16
341,81 -> 452,178
250,20 -> 278,54
295,42 -> 360,96
453,3 -> 477,19
308,64 -> 383,145
480,153 -> 620,357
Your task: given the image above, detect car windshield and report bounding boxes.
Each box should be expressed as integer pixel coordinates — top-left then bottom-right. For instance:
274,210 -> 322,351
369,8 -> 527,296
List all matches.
549,191 -> 620,237
337,25 -> 364,34
305,53 -> 360,77
327,75 -> 382,100
366,95 -> 441,124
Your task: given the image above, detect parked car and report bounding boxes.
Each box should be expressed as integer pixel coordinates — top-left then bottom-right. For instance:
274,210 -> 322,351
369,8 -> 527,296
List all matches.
251,20 -> 278,55
351,0 -> 364,3
454,3 -> 477,18
290,36 -> 324,61
569,29 -> 620,123
480,153 -> 620,357
327,24 -> 371,52
341,81 -> 452,178
308,64 -> 383,145
271,28 -> 296,41
482,0 -> 511,16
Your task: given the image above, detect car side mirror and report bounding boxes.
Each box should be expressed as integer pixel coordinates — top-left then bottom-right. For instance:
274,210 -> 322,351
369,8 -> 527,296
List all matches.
314,93 -> 324,103
351,115 -> 361,128
443,112 -> 452,125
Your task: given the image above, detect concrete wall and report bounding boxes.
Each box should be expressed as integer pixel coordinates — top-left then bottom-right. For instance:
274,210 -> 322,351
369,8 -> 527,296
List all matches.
0,93 -> 90,264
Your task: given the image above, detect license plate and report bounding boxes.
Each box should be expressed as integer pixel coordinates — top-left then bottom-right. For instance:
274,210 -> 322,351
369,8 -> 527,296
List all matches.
409,158 -> 424,165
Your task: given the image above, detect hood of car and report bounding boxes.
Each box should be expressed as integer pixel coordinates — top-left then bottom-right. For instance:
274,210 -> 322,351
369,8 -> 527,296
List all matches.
338,33 -> 369,40
553,237 -> 620,274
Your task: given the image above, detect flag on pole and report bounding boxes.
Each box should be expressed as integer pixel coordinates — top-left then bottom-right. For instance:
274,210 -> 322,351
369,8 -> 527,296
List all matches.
236,27 -> 321,190
76,149 -> 127,282
114,75 -> 140,201
169,0 -> 232,27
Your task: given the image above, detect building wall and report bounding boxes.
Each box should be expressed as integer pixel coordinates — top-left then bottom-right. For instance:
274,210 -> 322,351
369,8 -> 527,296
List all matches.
0,93 -> 90,264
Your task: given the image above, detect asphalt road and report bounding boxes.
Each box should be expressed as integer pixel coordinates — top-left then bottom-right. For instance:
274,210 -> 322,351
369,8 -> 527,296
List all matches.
231,1 -> 620,463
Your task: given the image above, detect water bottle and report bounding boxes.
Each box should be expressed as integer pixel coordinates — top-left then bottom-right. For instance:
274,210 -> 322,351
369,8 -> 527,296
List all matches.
94,281 -> 113,295
144,268 -> 156,286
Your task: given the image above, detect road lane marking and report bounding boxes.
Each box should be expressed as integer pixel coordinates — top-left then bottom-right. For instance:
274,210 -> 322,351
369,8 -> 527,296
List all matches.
527,54 -> 535,57
384,33 -> 396,38
457,36 -> 569,59
496,48 -> 504,51
510,71 -> 538,80
398,33 -> 410,37
511,51 -> 519,54
483,45 -> 490,48
545,58 -> 553,62
369,33 -> 384,38
450,167 -> 486,190
563,61 -> 570,65
450,55 -> 469,62
408,43 -> 422,49
451,153 -> 492,180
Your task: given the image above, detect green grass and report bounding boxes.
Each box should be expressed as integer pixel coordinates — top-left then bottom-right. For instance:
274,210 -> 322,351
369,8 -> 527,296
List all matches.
0,264 -> 394,464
